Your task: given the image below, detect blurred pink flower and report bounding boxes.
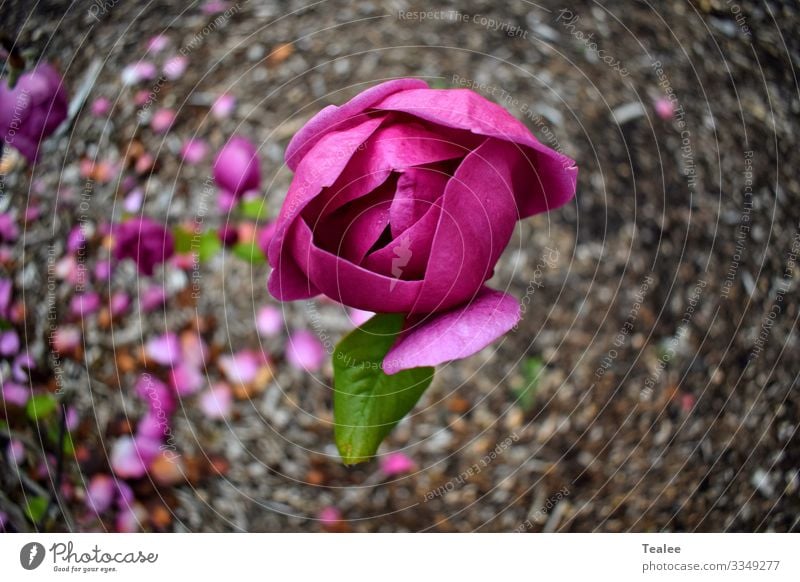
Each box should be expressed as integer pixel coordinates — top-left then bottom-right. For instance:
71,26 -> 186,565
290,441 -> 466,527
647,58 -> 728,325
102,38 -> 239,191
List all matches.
109,291 -> 131,317
70,292 -> 101,318
654,97 -> 674,120
286,331 -> 325,372
211,93 -> 236,119
380,451 -> 415,476
181,138 -> 208,164
1,381 -> 28,406
0,330 -> 20,356
121,62 -> 157,85
52,326 -> 81,354
147,35 -> 169,53
145,333 -> 181,366
150,108 -> 176,133
85,474 -> 115,514
90,97 -> 111,117
318,506 -> 342,527
163,55 -> 188,80
199,383 -> 233,420
218,350 -> 261,385
256,305 -> 283,337
213,135 -> 260,196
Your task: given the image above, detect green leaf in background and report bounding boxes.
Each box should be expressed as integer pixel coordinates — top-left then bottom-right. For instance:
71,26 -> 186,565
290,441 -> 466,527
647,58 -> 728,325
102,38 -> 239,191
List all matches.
197,230 -> 222,262
173,226 -> 194,254
514,357 -> 544,412
232,240 -> 266,264
333,313 -> 434,465
24,496 -> 48,523
238,197 -> 269,221
26,394 -> 57,421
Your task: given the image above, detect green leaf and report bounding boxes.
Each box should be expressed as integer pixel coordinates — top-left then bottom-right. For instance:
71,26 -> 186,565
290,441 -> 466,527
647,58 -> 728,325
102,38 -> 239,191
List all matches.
197,230 -> 221,262
514,357 -> 544,412
24,496 -> 48,523
238,198 -> 269,221
232,241 -> 266,264
333,313 -> 434,465
173,226 -> 194,254
26,394 -> 57,421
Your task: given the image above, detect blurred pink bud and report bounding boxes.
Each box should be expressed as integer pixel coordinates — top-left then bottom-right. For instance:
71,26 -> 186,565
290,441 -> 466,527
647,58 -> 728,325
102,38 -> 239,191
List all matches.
1,381 -> 29,406
286,331 -> 325,372
217,225 -> 238,247
170,362 -> 204,396
52,326 -> 82,354
213,136 -> 260,196
90,97 -> 111,117
0,330 -> 20,356
6,439 -> 24,464
318,506 -> 342,527
211,93 -> 236,119
181,138 -> 208,164
256,305 -> 283,337
380,452 -> 415,476
218,350 -> 261,385
121,62 -> 157,85
163,55 -> 188,80
85,474 -> 115,514
150,108 -> 176,134
147,35 -> 169,53
199,383 -> 233,420
115,503 -> 147,533
145,333 -> 180,366
217,189 -> 237,213
654,97 -> 674,120
70,292 -> 101,318
140,286 -> 167,312
109,291 -> 131,317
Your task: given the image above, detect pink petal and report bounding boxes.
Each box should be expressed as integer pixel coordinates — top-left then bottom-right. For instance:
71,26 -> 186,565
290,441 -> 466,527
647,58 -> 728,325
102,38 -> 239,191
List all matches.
211,93 -> 236,119
285,78 -> 427,170
134,374 -> 176,416
6,439 -> 24,464
181,138 -> 207,164
90,97 -> 111,117
145,332 -> 180,366
380,452 -> 415,476
121,62 -> 157,85
85,474 -> 115,514
1,382 -> 29,406
286,330 -> 326,372
654,97 -> 674,120
70,292 -> 101,317
115,503 -> 147,532
383,287 -> 520,374
110,436 -> 156,479
199,383 -> 233,420
256,305 -> 283,336
147,35 -> 169,53
180,332 -> 208,369
318,505 -> 342,526
169,362 -> 204,396
52,326 -> 81,354
140,287 -> 167,312
123,187 -> 144,213
163,55 -> 188,80
150,108 -> 176,133
109,291 -> 131,317
213,136 -> 260,195
218,351 -> 261,385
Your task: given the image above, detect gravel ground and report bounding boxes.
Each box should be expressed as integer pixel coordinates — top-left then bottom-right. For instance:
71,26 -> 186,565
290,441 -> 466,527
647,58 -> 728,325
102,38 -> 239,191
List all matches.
1,0 -> 798,532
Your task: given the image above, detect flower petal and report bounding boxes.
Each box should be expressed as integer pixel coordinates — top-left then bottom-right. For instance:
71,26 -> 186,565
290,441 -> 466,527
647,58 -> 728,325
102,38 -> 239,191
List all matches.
383,287 -> 520,374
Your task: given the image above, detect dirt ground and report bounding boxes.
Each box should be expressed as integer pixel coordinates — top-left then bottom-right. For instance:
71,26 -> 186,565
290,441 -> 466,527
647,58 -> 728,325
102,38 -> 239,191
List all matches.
1,0 -> 798,532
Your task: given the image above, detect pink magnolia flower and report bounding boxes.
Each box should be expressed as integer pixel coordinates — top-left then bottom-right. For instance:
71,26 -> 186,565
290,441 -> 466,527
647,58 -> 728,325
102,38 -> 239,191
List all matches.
256,305 -> 283,337
268,79 -> 577,373
211,93 -> 236,119
0,63 -> 68,161
213,135 -> 260,196
113,217 -> 174,276
85,474 -> 115,514
380,451 -> 415,476
286,331 -> 325,372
